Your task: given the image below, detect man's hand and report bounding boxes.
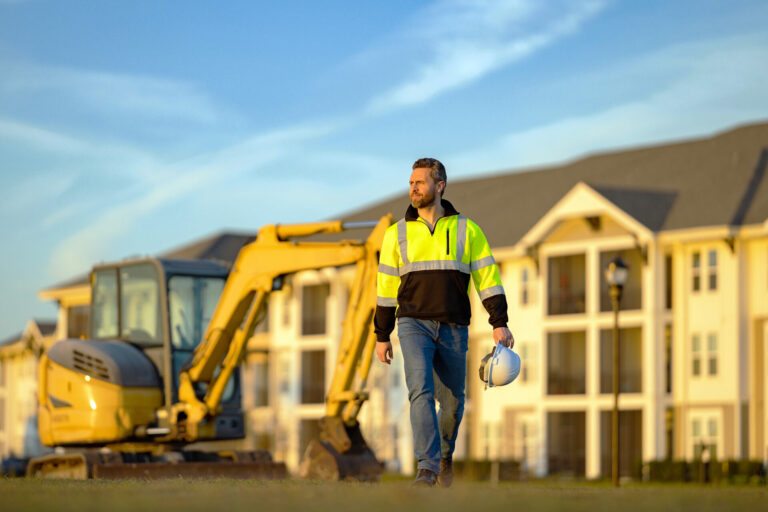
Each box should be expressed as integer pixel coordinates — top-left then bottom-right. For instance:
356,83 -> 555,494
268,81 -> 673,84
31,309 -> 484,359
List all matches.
493,327 -> 514,348
376,341 -> 393,364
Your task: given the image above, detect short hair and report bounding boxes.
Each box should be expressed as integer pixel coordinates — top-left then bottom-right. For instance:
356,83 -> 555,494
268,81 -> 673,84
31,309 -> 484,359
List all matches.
412,157 -> 447,196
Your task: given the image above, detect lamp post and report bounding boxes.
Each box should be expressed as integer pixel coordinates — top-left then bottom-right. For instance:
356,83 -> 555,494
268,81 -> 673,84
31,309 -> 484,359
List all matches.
605,255 -> 628,487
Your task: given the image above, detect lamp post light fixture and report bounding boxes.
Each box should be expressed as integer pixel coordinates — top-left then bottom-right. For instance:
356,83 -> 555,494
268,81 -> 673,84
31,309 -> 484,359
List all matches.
605,255 -> 628,487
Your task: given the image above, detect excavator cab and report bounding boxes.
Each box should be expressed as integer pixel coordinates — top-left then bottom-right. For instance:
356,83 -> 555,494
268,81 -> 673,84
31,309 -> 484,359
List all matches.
91,258 -> 244,435
37,258 -> 245,447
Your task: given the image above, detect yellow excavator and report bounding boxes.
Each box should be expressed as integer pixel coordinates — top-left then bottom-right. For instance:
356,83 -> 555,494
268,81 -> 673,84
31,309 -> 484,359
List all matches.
27,215 -> 392,479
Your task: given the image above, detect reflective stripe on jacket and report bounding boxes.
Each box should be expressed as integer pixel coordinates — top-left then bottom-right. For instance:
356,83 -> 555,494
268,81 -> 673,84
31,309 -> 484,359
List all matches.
374,199 -> 508,342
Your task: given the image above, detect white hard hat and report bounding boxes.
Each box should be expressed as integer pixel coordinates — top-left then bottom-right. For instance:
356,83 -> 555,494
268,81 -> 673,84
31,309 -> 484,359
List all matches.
479,344 -> 521,388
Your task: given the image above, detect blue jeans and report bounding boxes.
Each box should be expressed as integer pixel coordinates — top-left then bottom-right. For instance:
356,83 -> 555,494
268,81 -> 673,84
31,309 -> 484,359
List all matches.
397,316 -> 468,474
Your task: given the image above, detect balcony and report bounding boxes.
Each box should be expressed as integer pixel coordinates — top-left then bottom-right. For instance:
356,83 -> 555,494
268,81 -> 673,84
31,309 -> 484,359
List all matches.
547,254 -> 586,315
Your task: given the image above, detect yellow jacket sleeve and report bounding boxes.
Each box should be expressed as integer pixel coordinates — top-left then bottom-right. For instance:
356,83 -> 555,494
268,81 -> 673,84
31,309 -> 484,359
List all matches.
467,220 -> 508,328
374,224 -> 400,341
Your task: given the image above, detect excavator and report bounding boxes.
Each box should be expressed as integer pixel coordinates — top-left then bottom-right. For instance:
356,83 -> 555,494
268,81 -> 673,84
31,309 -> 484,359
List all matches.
27,215 -> 392,480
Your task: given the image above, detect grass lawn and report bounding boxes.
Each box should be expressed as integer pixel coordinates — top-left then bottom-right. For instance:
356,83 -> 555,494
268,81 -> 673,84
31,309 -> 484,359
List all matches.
1,477 -> 766,512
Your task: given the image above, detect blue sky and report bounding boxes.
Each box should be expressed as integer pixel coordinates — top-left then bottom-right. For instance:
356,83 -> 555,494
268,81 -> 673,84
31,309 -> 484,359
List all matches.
1,0 -> 767,338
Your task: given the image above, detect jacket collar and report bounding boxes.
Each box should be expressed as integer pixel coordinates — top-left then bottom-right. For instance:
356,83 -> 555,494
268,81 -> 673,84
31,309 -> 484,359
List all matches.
405,198 -> 459,221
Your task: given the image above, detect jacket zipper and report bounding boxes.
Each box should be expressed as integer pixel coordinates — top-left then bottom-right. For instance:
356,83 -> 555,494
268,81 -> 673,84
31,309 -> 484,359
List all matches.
446,229 -> 450,255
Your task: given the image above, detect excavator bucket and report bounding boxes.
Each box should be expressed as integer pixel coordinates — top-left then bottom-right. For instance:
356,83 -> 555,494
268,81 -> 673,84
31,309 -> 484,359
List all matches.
299,417 -> 382,481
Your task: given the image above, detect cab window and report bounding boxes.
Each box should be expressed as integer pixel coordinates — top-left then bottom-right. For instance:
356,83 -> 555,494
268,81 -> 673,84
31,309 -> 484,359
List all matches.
120,264 -> 162,346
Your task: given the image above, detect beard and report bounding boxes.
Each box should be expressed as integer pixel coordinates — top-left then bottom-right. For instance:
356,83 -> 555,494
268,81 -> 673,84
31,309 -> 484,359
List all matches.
410,187 -> 437,208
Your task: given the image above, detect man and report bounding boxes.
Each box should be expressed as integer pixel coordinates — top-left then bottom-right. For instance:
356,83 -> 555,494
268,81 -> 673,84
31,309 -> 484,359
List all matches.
374,157 -> 513,487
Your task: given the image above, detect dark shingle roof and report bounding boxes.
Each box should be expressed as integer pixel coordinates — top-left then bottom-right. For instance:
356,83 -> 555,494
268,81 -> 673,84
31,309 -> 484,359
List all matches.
158,232 -> 256,264
589,186 -> 678,232
33,319 -> 57,337
333,121 -> 768,248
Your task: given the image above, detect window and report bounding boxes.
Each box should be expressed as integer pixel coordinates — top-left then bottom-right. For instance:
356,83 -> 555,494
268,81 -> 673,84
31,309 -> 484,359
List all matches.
691,414 -> 719,460
251,351 -> 269,407
67,305 -> 90,339
92,268 -> 119,338
120,264 -> 162,346
521,268 -> 529,306
692,332 -> 718,378
547,254 -> 586,315
665,407 -> 675,459
547,411 -> 586,476
166,274 -> 232,403
168,275 -> 225,350
519,344 -> 535,383
547,331 -> 586,395
692,252 -> 701,292
599,327 -> 642,393
664,254 -> 673,309
599,249 -> 643,311
301,284 -> 329,335
600,410 -> 642,478
253,303 -> 269,334
300,350 -> 326,403
519,344 -> 528,382
692,334 -> 701,376
708,250 -> 717,291
707,333 -> 718,376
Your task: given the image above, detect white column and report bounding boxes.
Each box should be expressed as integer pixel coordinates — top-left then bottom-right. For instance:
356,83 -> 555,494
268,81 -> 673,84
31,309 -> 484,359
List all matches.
585,403 -> 600,478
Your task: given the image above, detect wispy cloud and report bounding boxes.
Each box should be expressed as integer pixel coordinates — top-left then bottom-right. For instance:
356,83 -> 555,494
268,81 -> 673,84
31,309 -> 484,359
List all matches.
0,115 -> 163,186
366,0 -> 606,114
0,60 -> 227,124
0,117 -> 89,154
447,33 -> 768,175
0,172 -> 76,214
46,120 -> 339,279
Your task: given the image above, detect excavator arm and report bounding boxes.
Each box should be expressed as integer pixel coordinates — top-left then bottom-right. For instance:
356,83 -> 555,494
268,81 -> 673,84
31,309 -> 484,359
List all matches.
168,215 -> 392,456
298,222 -> 388,480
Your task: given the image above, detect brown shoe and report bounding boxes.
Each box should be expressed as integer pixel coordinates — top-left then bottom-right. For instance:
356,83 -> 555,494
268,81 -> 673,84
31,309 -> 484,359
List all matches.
412,468 -> 438,487
437,457 -> 453,488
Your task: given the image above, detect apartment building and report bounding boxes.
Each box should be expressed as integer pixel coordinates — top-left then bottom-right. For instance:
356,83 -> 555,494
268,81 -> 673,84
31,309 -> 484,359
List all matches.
339,121 -> 768,478
0,319 -> 56,459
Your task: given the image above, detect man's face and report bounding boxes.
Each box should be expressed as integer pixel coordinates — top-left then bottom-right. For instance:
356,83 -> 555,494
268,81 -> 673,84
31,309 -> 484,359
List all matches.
409,167 -> 444,208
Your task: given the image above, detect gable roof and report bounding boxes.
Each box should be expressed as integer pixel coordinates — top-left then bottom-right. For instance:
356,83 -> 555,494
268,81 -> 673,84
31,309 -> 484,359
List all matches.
589,186 -> 678,233
32,319 -> 57,337
0,319 -> 56,352
333,121 -> 768,249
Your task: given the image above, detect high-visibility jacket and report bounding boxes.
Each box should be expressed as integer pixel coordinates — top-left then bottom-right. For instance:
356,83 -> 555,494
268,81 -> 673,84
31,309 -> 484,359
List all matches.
374,199 -> 508,342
